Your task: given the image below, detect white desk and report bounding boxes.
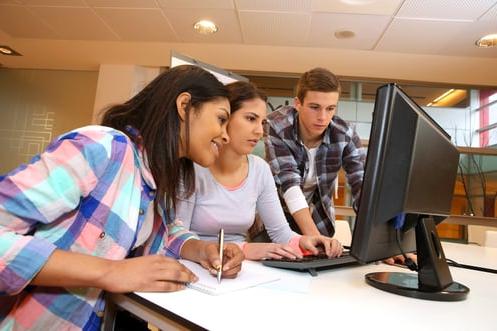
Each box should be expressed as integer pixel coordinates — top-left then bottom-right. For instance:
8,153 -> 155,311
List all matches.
104,243 -> 497,331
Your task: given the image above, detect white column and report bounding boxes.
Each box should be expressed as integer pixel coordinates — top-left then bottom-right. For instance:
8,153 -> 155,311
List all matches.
92,64 -> 160,124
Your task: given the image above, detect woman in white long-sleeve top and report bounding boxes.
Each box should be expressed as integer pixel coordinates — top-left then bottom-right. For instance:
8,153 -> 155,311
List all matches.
176,81 -> 343,260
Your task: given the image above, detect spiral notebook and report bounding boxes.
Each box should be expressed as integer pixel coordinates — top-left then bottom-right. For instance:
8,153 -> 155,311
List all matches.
180,260 -> 280,295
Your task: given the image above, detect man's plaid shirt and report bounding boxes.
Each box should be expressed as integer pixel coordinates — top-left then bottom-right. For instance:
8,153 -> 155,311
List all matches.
264,106 -> 365,236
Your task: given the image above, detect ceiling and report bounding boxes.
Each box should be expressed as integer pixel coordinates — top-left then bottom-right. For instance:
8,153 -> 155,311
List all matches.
1,0 -> 497,86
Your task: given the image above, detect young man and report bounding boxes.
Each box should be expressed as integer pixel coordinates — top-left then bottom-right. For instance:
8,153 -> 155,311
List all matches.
264,68 -> 365,237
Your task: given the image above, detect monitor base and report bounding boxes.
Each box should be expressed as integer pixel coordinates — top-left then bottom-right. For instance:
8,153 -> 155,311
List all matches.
366,272 -> 469,301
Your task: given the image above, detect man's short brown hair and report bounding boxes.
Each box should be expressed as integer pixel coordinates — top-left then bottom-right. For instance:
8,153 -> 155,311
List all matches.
296,67 -> 341,102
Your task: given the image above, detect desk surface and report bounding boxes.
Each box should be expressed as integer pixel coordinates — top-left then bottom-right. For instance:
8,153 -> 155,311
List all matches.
117,243 -> 497,331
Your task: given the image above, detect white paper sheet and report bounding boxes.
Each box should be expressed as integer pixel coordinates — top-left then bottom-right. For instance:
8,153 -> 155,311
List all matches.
180,260 -> 280,295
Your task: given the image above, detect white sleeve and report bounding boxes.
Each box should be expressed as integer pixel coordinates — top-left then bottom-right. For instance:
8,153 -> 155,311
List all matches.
255,159 -> 298,244
283,185 -> 309,214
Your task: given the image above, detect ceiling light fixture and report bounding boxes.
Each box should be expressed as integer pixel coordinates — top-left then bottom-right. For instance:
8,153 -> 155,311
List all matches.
0,45 -> 22,56
475,34 -> 497,48
193,20 -> 218,35
334,30 -> 355,39
427,89 -> 455,107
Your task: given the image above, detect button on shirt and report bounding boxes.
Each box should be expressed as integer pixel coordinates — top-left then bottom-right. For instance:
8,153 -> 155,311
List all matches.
0,125 -> 197,330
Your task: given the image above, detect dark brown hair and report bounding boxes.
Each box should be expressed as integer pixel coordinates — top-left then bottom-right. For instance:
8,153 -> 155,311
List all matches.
296,67 -> 341,102
101,65 -> 228,216
225,81 -> 267,114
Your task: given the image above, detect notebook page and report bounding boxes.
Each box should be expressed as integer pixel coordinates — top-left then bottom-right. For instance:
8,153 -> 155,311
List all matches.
180,260 -> 280,296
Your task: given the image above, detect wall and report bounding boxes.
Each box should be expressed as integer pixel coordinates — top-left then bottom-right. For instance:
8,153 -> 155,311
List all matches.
92,64 -> 160,123
4,40 -> 497,87
0,68 -> 98,174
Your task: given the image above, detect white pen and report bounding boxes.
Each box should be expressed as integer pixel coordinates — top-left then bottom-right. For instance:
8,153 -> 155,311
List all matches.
217,228 -> 224,284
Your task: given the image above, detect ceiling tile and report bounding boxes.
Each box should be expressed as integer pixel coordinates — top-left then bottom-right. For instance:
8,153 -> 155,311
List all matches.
86,0 -> 158,8
0,5 -> 57,38
29,6 -> 118,40
441,19 -> 497,58
307,13 -> 391,50
95,8 -> 177,41
311,0 -> 403,15
480,3 -> 497,20
376,18 -> 469,54
23,0 -> 87,5
239,11 -> 310,46
397,0 -> 497,21
162,8 -> 241,43
157,0 -> 234,10
235,0 -> 312,12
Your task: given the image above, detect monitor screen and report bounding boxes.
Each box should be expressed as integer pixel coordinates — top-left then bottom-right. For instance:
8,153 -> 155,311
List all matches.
350,83 -> 469,301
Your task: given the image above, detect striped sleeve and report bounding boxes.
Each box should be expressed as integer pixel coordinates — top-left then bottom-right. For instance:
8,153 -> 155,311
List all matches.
264,125 -> 302,194
342,127 -> 366,201
0,128 -> 115,294
166,219 -> 198,259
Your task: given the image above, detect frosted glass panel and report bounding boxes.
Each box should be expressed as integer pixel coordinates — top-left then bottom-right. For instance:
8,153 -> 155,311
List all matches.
0,68 -> 98,174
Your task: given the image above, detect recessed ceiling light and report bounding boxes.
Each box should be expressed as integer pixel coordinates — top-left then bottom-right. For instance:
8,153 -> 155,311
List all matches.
475,34 -> 497,48
193,20 -> 218,35
334,30 -> 355,39
0,45 -> 22,56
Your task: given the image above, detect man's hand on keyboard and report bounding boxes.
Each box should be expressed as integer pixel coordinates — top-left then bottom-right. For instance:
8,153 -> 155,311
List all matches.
299,235 -> 343,258
243,243 -> 303,261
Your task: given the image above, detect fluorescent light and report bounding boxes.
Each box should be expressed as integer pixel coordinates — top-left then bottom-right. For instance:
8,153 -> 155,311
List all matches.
427,89 -> 467,107
433,89 -> 455,103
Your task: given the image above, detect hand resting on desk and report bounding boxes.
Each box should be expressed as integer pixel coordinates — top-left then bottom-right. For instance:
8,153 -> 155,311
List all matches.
100,240 -> 244,293
96,254 -> 199,293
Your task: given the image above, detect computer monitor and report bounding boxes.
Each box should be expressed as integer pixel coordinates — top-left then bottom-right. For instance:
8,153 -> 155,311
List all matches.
350,83 -> 469,301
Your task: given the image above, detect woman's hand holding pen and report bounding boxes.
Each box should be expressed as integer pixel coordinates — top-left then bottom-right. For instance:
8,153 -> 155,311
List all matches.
299,235 -> 343,258
181,239 -> 244,279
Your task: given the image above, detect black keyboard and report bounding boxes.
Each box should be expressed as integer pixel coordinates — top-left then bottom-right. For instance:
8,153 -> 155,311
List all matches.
262,251 -> 358,276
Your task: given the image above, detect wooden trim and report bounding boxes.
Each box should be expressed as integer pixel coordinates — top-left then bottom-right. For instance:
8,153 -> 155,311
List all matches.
457,146 -> 497,156
360,140 -> 497,156
335,206 -> 355,217
445,215 -> 497,227
334,205 -> 497,228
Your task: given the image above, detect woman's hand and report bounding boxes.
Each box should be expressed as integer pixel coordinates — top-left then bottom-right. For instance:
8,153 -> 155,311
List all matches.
180,239 -> 244,279
243,243 -> 302,260
101,255 -> 198,293
299,235 -> 343,258
31,249 -> 197,293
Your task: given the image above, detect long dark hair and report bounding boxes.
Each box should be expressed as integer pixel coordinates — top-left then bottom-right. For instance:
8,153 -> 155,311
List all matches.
101,65 -> 228,216
225,81 -> 267,114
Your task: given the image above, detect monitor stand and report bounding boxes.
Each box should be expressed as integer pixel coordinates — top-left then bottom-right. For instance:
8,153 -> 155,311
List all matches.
365,216 -> 469,301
